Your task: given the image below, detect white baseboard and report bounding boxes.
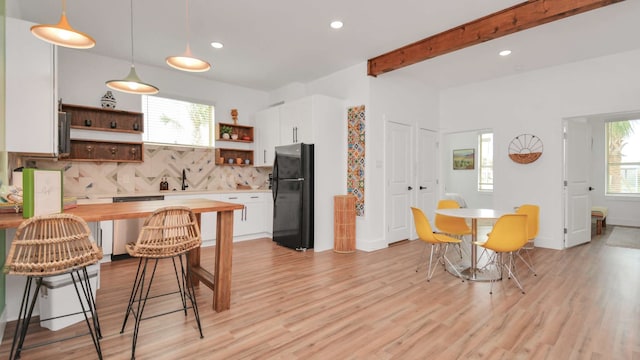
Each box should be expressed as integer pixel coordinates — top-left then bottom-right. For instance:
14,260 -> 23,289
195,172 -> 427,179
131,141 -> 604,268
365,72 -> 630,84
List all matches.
356,237 -> 388,252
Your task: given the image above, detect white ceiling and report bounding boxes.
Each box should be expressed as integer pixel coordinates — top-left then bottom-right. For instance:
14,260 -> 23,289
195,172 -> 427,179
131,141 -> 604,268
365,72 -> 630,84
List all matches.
8,0 -> 640,92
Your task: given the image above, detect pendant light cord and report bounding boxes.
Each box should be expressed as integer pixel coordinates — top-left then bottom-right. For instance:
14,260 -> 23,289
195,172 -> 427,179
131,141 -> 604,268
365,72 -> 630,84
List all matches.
185,0 -> 191,45
129,0 -> 135,65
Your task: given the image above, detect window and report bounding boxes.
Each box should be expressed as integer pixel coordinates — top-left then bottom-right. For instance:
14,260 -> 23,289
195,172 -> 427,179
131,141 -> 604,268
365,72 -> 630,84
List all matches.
141,95 -> 215,147
478,132 -> 493,191
606,119 -> 640,195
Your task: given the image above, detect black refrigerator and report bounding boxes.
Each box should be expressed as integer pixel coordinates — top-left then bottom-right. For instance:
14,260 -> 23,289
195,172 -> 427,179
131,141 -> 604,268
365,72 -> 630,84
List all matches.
272,143 -> 314,250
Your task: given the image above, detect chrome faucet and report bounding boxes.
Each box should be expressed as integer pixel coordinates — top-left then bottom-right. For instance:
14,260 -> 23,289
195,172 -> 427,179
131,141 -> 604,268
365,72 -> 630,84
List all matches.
181,169 -> 188,190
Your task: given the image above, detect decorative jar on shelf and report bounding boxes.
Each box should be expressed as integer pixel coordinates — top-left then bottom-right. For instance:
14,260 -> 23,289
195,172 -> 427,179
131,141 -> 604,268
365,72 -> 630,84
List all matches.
101,91 -> 117,109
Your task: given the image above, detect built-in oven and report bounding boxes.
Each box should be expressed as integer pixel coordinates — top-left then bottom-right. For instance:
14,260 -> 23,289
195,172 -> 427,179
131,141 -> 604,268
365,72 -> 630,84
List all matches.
111,195 -> 165,260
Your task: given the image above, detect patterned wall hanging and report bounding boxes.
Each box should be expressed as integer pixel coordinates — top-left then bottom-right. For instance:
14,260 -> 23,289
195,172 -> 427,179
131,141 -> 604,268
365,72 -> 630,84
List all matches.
347,105 -> 365,216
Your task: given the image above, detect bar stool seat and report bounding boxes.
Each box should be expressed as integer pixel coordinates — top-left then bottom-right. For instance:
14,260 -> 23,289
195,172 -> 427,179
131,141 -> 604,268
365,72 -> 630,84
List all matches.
120,206 -> 203,359
4,213 -> 103,360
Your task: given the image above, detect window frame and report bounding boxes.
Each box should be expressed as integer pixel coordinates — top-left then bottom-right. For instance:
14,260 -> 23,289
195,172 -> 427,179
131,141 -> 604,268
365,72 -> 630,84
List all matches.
478,131 -> 494,192
141,95 -> 215,148
605,118 -> 640,196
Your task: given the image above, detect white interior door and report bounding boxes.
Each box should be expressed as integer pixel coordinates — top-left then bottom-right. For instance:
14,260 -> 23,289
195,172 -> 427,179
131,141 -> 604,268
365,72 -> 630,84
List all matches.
564,118 -> 592,248
417,128 -> 437,226
386,121 -> 413,244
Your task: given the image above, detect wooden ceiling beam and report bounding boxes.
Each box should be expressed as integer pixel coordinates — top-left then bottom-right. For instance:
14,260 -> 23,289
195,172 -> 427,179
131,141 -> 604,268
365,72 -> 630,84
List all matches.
367,0 -> 625,77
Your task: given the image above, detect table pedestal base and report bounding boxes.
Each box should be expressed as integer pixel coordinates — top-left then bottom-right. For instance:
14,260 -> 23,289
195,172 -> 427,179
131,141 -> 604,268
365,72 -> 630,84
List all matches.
460,266 -> 501,282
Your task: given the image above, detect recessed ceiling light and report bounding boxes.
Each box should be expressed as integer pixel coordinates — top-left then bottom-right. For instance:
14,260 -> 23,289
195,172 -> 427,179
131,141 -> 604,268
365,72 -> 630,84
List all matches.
330,20 -> 343,29
499,50 -> 512,56
211,42 -> 224,49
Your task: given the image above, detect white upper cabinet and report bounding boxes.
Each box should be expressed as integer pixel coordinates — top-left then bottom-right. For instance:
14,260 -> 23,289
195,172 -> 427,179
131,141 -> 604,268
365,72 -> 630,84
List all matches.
6,18 -> 58,156
279,97 -> 312,145
254,106 -> 280,166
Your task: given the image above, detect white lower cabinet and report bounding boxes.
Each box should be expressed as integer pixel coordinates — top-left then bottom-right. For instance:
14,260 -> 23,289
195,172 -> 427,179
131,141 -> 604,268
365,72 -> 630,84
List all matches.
265,194 -> 273,235
163,193 -> 217,243
86,221 -> 113,262
215,193 -> 266,238
97,221 -> 113,260
165,192 -> 270,242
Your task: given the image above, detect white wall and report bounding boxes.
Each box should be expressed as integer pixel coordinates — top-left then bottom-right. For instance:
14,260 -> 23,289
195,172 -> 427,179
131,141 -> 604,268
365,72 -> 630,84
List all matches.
440,48 -> 640,250
304,63 -> 441,251
306,63 -> 379,250
441,131 -> 493,209
58,50 -> 269,125
371,73 -> 440,246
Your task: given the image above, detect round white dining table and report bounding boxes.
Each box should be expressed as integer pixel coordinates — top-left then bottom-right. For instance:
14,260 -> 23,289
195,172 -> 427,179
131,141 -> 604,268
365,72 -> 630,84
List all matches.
434,208 -> 508,281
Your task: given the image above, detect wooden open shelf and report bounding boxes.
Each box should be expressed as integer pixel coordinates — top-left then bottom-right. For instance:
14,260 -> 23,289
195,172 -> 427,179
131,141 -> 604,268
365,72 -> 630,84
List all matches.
69,139 -> 144,162
215,148 -> 254,166
215,122 -> 254,142
62,103 -> 144,134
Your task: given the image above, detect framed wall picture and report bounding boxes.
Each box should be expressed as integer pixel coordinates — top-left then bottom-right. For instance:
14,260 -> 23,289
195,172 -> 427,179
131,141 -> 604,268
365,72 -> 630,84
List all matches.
453,149 -> 475,170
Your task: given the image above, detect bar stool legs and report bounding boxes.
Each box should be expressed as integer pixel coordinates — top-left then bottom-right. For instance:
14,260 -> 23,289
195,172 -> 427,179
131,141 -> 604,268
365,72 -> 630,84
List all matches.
10,267 -> 103,360
121,253 -> 203,359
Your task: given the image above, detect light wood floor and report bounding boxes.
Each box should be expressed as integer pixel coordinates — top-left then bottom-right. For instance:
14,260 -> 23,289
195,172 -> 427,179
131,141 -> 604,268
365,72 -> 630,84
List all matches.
1,225 -> 638,359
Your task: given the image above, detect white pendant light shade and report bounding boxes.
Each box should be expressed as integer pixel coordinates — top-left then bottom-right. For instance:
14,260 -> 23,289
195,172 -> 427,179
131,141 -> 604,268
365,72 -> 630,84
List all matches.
166,45 -> 211,72
106,65 -> 159,95
166,0 -> 211,72
106,0 -> 159,95
31,1 -> 95,49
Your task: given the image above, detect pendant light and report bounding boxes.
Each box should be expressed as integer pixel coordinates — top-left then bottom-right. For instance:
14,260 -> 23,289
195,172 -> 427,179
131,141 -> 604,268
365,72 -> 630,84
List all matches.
30,0 -> 96,49
166,0 -> 211,72
106,0 -> 159,94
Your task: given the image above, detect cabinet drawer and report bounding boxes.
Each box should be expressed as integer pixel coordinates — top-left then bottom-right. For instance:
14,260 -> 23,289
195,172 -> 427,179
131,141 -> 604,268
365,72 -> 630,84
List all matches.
70,140 -> 143,162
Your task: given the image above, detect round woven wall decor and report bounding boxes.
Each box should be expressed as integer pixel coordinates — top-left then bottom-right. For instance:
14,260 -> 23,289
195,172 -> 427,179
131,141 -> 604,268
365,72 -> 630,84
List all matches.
508,134 -> 543,164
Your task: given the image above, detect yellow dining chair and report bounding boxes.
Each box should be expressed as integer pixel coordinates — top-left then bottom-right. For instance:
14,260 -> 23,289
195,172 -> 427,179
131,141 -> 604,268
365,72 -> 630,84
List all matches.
435,199 -> 471,238
410,207 -> 464,282
515,204 -> 539,275
473,213 -> 529,294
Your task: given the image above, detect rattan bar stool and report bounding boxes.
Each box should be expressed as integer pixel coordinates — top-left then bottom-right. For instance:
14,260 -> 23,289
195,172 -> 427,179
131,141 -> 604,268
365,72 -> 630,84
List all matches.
4,213 -> 104,360
120,206 -> 204,359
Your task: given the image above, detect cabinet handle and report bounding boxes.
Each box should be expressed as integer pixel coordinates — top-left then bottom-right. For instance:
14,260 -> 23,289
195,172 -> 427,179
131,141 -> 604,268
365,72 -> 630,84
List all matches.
228,196 -> 238,199
264,149 -> 266,163
244,205 -> 247,221
294,127 -> 298,143
250,196 -> 259,199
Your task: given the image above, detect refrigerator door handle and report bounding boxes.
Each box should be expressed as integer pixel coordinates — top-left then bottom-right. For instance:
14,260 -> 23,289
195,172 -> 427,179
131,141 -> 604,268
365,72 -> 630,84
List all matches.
272,156 -> 279,203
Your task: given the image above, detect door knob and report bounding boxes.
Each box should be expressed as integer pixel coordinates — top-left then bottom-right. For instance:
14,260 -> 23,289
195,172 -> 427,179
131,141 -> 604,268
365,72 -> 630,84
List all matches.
419,186 -> 426,190
408,186 -> 413,190
588,186 -> 595,191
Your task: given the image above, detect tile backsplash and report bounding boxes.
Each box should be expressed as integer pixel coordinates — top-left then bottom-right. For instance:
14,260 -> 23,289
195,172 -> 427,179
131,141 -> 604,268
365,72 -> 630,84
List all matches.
28,144 -> 271,197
